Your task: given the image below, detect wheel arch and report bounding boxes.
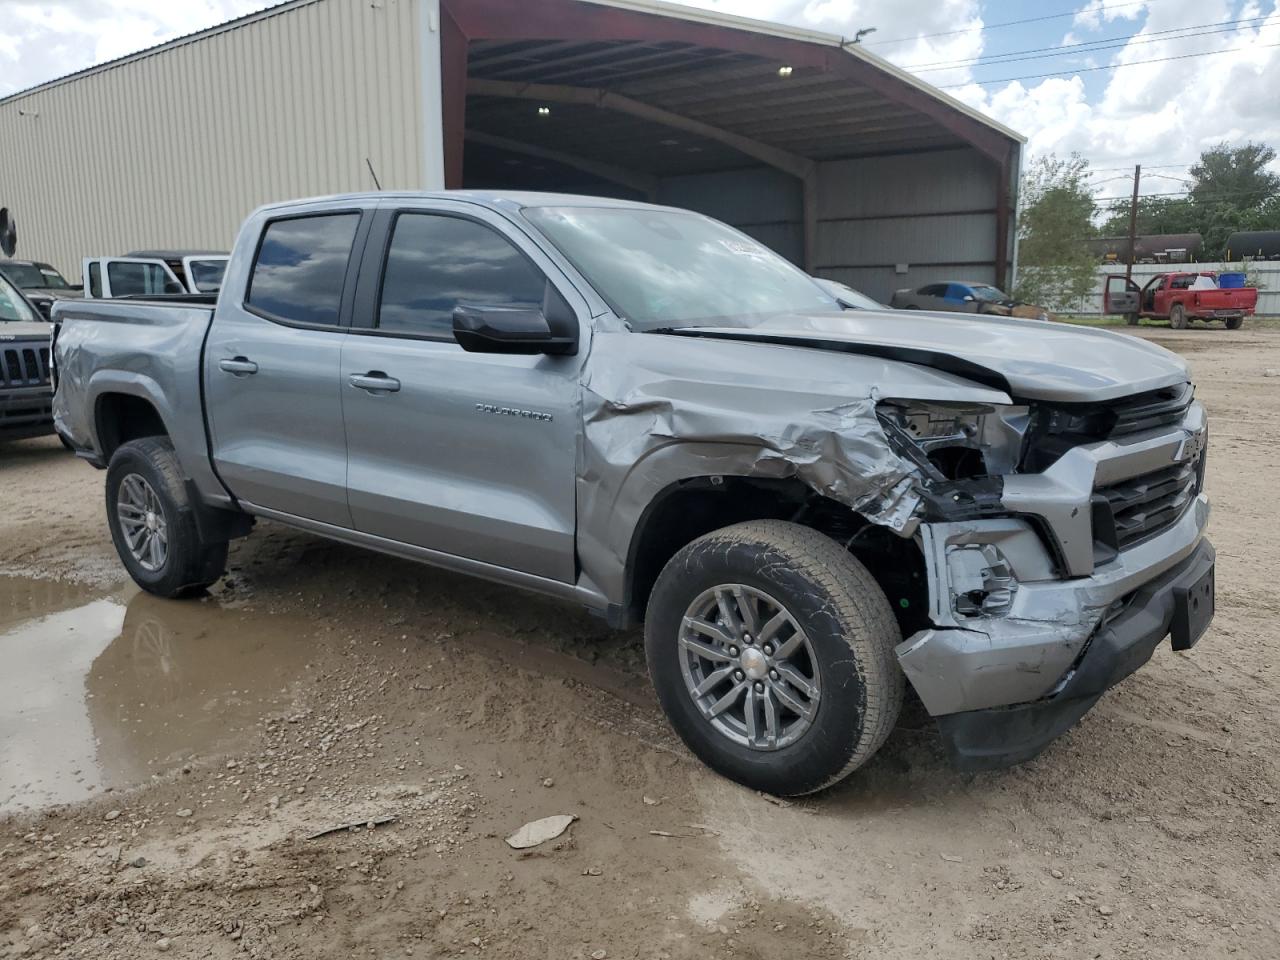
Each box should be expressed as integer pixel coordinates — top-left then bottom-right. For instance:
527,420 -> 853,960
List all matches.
617,475 -> 929,633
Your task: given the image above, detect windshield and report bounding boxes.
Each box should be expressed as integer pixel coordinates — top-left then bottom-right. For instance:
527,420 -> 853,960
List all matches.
970,285 -> 1010,303
0,273 -> 37,322
187,259 -> 227,293
0,262 -> 53,290
37,265 -> 73,289
522,206 -> 839,330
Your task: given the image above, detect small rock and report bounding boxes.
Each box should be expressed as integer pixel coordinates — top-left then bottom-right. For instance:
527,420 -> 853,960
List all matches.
226,760 -> 238,770
542,778 -> 554,788
585,866 -> 603,876
104,810 -> 121,821
1050,868 -> 1064,879
130,857 -> 147,869
470,937 -> 481,947
591,951 -> 607,960
156,938 -> 172,951
176,809 -> 193,818
939,854 -> 962,863
1097,905 -> 1114,917
1262,797 -> 1277,805
1265,368 -> 1279,377
642,795 -> 659,806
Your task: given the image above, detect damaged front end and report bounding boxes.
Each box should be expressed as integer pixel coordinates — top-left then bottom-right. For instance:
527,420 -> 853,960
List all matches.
883,387 -> 1212,769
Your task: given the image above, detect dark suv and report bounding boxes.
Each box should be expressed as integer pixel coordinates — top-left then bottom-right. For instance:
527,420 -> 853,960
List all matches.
0,259 -> 81,321
0,271 -> 55,441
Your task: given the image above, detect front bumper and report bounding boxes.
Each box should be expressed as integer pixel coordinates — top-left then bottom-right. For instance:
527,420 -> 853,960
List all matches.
0,385 -> 54,440
934,539 -> 1213,770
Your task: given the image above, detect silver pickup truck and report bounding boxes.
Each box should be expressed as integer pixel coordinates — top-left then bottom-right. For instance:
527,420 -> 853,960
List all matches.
52,192 -> 1215,796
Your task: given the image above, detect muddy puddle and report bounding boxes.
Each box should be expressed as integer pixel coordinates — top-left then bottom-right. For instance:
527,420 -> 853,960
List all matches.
0,576 -> 317,816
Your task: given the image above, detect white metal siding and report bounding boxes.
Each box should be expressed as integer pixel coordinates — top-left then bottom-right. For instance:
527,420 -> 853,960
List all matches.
815,148 -> 999,302
0,0 -> 426,277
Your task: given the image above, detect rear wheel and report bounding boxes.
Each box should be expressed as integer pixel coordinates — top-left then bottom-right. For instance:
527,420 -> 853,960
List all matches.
644,520 -> 904,796
1170,303 -> 1188,329
105,437 -> 227,598
1225,316 -> 1244,330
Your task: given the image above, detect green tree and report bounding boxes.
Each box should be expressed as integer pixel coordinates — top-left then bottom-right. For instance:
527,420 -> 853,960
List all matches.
1189,142 -> 1280,257
1013,153 -> 1098,310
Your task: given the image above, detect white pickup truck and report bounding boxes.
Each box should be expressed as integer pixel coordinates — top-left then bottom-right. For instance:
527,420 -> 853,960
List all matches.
82,251 -> 228,299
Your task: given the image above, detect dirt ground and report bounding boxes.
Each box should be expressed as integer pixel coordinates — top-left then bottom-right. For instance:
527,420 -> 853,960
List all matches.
1,325 -> 1277,960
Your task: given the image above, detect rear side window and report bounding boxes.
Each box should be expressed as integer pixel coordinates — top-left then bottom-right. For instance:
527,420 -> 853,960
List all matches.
108,261 -> 184,297
248,213 -> 360,326
88,262 -> 102,298
919,284 -> 947,297
377,214 -> 546,337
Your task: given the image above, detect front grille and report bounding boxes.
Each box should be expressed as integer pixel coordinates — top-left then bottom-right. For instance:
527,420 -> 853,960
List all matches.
1022,383 -> 1195,472
1106,383 -> 1195,437
0,343 -> 51,388
1093,458 -> 1200,554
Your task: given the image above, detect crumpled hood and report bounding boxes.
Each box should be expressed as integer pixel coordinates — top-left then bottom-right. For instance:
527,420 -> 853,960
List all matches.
672,309 -> 1189,403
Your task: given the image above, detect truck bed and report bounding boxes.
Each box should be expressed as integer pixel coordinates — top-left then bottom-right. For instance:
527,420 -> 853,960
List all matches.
51,298 -> 216,482
1182,287 -> 1257,318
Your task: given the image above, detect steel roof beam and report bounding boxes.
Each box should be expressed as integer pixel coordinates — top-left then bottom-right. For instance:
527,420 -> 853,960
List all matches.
467,78 -> 815,181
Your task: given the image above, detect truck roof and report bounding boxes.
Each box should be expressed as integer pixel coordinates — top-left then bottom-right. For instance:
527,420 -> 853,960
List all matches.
253,190 -> 681,216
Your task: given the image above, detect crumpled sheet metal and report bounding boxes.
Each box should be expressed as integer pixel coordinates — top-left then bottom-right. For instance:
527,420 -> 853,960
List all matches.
574,332 -> 1008,604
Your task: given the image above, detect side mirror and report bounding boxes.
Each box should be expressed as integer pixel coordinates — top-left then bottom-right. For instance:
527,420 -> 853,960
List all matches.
962,294 -> 976,302
452,303 -> 577,356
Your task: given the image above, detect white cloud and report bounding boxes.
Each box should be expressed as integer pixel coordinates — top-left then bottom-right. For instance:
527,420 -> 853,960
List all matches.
0,1 -> 271,97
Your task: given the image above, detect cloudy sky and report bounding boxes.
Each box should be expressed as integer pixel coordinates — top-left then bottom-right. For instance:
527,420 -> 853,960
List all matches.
1,0 -> 1277,201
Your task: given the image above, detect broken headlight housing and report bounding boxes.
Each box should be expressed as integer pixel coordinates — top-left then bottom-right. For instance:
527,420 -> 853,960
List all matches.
876,401 -> 1030,480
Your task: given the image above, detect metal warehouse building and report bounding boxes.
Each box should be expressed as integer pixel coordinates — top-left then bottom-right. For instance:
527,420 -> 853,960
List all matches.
0,0 -> 1024,302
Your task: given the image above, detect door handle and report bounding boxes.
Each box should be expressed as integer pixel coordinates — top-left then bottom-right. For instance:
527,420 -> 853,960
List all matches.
349,372 -> 401,394
219,357 -> 258,375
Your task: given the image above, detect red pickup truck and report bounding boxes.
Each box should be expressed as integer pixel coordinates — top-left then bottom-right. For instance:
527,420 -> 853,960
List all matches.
1104,272 -> 1258,329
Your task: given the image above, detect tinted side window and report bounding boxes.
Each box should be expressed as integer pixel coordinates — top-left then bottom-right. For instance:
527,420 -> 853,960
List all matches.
919,284 -> 946,297
88,262 -> 102,298
378,214 -> 546,337
248,214 -> 360,326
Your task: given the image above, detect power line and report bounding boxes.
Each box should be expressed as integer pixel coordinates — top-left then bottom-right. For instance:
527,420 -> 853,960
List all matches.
939,40 -> 1280,88
865,0 -> 1175,47
906,16 -> 1269,72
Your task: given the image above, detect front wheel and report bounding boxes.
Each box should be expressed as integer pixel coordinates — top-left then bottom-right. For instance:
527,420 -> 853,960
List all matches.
644,521 -> 904,796
1125,313 -> 1140,326
106,437 -> 227,598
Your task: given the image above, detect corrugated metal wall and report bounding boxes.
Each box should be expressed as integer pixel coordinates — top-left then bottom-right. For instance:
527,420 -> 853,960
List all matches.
656,148 -> 1000,303
659,167 -> 804,264
815,148 -> 999,302
0,0 -> 426,278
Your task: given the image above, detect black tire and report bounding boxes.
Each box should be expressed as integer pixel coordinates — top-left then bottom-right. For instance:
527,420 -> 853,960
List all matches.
644,520 -> 904,796
1125,313 -> 1140,326
1225,316 -> 1244,330
1170,303 -> 1188,330
105,437 -> 227,598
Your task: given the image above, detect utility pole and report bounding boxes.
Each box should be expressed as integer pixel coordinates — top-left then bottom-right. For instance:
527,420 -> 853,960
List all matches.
1125,164 -> 1141,282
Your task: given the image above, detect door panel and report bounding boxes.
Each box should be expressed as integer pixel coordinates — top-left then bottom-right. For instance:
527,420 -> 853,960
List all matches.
340,205 -> 582,583
341,339 -> 579,581
205,308 -> 351,526
1103,276 -> 1140,314
203,208 -> 365,527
